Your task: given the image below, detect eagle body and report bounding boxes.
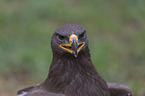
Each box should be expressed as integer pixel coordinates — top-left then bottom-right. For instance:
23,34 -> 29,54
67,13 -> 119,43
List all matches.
17,24 -> 133,96
42,48 -> 109,96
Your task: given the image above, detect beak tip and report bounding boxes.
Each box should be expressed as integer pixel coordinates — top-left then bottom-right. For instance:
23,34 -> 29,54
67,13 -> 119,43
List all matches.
73,51 -> 78,57
74,54 -> 78,57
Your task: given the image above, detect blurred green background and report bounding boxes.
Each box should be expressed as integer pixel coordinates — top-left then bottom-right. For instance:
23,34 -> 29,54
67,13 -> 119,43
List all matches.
0,0 -> 145,96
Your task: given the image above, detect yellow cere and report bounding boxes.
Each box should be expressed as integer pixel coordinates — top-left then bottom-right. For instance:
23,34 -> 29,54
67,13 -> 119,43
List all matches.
69,34 -> 78,44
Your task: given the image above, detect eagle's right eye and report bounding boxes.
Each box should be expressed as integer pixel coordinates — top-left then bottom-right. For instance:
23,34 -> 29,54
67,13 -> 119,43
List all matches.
57,34 -> 65,41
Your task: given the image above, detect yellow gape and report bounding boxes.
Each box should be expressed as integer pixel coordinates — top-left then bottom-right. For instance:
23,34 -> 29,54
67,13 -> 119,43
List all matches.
60,34 -> 85,57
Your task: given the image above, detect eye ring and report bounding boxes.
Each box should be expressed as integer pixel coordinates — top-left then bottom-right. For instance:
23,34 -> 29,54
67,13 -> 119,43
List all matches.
57,34 -> 65,41
79,32 -> 85,39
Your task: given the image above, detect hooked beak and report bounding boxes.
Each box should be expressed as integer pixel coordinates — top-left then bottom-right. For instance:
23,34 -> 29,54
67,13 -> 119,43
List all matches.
60,34 -> 85,57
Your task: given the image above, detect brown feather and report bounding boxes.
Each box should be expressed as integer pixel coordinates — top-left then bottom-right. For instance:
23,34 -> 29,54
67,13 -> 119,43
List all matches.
17,24 -> 133,96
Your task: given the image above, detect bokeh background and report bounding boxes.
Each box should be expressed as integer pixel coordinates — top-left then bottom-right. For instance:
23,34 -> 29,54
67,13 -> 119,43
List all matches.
0,0 -> 145,96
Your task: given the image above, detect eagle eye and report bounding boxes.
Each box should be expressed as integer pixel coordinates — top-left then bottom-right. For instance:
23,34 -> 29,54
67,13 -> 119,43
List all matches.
57,34 -> 65,41
79,32 -> 85,39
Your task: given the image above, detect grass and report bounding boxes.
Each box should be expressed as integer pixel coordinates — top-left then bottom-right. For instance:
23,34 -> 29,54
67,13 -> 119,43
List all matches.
0,0 -> 145,96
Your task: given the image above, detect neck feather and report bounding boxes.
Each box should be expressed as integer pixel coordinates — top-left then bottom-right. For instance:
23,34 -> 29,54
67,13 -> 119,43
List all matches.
43,47 -> 109,96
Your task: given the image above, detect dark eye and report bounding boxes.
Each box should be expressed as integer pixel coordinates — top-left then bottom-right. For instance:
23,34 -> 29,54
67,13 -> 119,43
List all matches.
79,32 -> 85,39
57,34 -> 65,40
